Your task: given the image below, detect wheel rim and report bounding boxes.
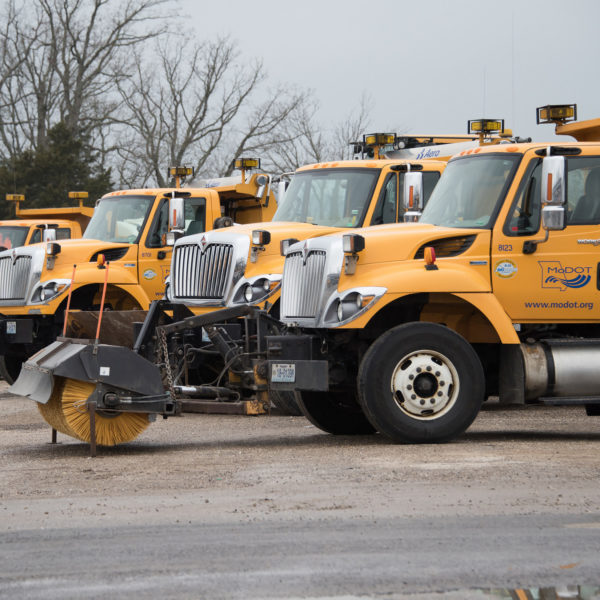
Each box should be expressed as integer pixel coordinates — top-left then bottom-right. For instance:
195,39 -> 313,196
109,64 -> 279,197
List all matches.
390,349 -> 459,420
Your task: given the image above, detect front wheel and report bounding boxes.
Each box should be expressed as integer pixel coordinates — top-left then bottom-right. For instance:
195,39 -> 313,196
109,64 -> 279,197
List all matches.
357,322 -> 484,443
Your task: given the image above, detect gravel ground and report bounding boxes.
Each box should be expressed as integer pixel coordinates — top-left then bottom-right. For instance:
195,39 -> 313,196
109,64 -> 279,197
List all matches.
1,382 -> 600,598
1,383 -> 600,525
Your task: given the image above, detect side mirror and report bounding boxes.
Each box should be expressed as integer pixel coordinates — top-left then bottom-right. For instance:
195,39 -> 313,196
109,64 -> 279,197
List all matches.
403,172 -> 424,214
541,205 -> 566,231
541,155 -> 566,206
254,174 -> 269,199
42,228 -> 56,242
169,196 -> 185,231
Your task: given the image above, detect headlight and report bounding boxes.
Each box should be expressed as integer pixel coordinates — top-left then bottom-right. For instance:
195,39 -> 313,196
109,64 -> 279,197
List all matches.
321,287 -> 387,326
336,292 -> 364,322
40,282 -> 57,301
31,281 -> 69,304
234,277 -> 280,305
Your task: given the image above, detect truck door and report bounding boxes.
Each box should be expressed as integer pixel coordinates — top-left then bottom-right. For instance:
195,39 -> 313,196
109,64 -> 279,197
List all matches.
492,155 -> 600,321
138,192 -> 219,301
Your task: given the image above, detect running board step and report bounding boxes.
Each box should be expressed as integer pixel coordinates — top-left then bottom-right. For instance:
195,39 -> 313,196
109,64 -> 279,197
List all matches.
538,396 -> 600,405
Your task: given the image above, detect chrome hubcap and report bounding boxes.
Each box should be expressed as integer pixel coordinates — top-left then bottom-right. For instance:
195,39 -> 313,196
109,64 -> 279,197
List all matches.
391,350 -> 458,420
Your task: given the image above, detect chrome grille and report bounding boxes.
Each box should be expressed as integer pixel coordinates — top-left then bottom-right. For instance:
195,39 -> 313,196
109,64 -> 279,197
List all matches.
0,255 -> 32,300
281,250 -> 326,318
172,243 -> 233,299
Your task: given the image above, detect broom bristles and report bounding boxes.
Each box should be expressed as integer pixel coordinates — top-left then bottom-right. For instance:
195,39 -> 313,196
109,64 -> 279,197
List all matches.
38,378 -> 77,438
39,377 -> 150,446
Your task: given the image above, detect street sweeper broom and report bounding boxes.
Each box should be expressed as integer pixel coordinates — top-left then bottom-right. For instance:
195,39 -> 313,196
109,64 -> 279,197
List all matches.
11,260 -> 172,448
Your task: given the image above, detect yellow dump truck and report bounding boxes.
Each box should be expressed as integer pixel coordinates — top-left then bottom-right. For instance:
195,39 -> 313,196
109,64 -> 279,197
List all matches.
0,192 -> 93,249
0,164 -> 276,382
264,104 -> 600,441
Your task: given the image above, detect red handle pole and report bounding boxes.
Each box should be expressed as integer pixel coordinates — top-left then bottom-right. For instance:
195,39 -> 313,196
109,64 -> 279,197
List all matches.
62,264 -> 77,337
95,262 -> 110,341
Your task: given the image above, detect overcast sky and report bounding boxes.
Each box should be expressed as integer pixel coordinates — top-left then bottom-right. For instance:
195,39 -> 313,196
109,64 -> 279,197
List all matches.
181,0 -> 599,144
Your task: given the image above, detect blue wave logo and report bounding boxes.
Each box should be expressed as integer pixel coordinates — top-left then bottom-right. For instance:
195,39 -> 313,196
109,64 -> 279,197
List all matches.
539,261 -> 592,291
544,274 -> 591,288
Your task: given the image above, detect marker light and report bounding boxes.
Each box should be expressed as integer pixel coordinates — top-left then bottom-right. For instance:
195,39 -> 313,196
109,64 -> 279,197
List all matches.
68,191 -> 88,200
97,253 -> 106,268
536,104 -> 577,125
169,166 -> 194,178
5,194 -> 24,202
424,246 -> 438,271
251,230 -> 271,246
342,234 -> 365,254
468,119 -> 504,134
364,133 -> 395,147
234,158 -> 261,170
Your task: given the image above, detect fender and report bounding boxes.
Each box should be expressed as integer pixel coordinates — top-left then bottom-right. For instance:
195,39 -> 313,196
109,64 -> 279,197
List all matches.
340,263 -> 519,344
67,261 -> 140,287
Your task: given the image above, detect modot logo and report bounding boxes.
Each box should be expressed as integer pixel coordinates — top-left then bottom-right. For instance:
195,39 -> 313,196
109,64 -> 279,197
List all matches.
538,261 -> 591,291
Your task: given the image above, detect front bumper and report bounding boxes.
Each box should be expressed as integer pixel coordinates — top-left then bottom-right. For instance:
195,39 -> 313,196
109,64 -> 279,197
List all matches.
0,315 -> 55,354
266,334 -> 329,391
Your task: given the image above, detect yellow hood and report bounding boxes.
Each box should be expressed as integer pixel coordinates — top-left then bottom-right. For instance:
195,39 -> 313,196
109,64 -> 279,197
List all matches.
39,239 -> 138,278
221,221 -> 351,256
346,222 -> 487,265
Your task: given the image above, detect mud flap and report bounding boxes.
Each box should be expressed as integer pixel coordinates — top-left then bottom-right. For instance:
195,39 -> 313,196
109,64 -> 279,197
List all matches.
9,338 -> 165,404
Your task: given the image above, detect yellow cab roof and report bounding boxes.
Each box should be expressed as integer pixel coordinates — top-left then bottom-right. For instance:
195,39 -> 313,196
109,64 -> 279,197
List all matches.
296,159 -> 446,172
451,140 -> 600,159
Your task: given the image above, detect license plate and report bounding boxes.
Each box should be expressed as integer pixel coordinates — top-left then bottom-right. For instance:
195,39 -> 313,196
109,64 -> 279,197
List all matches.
271,363 -> 296,383
6,321 -> 16,335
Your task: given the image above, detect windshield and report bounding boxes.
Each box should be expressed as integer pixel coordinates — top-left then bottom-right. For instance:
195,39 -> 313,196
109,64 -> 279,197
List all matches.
420,154 -> 521,228
0,226 -> 29,249
274,168 -> 380,227
84,195 -> 154,243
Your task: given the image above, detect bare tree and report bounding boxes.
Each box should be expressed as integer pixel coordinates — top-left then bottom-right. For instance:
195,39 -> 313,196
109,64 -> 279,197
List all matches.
0,0 -> 171,161
265,93 -> 373,172
114,36 -> 313,187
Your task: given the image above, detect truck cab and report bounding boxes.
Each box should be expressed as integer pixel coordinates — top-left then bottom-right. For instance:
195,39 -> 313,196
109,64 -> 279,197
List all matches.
0,192 -> 95,249
0,218 -> 79,249
270,105 -> 600,443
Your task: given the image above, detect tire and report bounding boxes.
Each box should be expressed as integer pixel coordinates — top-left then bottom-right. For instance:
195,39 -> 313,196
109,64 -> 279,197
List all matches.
357,322 -> 484,444
0,355 -> 24,384
297,390 -> 376,435
270,390 -> 303,416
